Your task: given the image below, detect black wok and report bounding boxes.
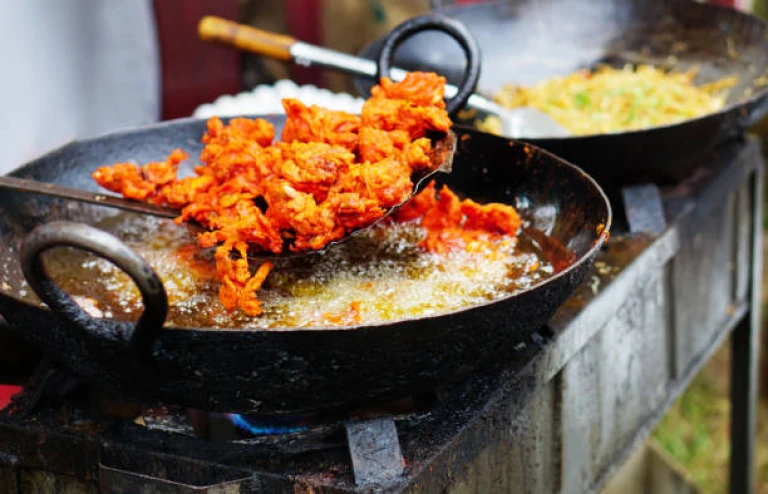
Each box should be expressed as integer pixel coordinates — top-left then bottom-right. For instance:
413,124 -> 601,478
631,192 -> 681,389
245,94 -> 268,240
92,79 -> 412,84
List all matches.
0,116 -> 610,415
358,0 -> 768,186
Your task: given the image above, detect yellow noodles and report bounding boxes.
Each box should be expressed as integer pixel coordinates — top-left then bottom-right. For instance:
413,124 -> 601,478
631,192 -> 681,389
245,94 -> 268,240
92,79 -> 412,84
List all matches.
478,64 -> 738,136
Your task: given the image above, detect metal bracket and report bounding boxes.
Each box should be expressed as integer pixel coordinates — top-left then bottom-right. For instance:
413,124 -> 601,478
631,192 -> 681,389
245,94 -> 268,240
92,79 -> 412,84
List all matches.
345,416 -> 405,488
621,184 -> 667,235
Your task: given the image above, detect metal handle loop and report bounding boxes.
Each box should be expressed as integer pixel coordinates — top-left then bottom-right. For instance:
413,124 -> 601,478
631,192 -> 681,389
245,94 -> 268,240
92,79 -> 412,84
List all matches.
376,13 -> 481,116
20,221 -> 168,354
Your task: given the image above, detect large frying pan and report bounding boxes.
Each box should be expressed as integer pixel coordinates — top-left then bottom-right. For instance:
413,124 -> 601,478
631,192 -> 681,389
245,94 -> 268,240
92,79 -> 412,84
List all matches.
358,0 -> 768,185
0,116 -> 610,415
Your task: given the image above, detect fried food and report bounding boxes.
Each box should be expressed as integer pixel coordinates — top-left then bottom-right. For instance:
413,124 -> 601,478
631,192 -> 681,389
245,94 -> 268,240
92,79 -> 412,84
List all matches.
92,149 -> 189,203
394,180 -> 521,254
94,72 -> 454,315
478,64 -> 738,136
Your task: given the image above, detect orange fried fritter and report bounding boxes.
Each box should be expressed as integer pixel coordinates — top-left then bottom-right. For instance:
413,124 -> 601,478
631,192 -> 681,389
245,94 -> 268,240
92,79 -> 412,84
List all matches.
276,141 -> 356,202
359,127 -> 396,163
358,157 -> 414,208
327,192 -> 384,230
394,180 -> 438,222
198,199 -> 283,254
93,164 -> 155,201
281,99 -> 360,151
373,72 -> 447,108
358,128 -> 412,163
461,199 -> 522,236
215,239 -> 273,315
202,117 -> 275,158
394,180 -> 522,254
160,176 -> 216,209
321,301 -> 362,326
360,72 -> 451,139
421,184 -> 464,231
361,98 -> 452,140
199,117 -> 278,183
94,72 -> 453,316
402,138 -> 433,173
93,148 -> 187,203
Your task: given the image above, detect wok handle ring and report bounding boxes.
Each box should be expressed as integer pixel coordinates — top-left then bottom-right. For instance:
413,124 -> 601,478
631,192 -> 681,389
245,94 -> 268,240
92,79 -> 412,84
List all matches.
376,13 -> 481,116
20,221 -> 168,353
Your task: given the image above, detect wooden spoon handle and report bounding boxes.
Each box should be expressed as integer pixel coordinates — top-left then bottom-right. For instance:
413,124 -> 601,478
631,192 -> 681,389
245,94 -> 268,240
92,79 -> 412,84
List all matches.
198,16 -> 296,62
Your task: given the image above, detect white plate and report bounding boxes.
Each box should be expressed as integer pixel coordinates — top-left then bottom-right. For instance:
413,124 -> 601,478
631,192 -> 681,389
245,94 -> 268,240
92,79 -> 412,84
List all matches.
193,80 -> 365,118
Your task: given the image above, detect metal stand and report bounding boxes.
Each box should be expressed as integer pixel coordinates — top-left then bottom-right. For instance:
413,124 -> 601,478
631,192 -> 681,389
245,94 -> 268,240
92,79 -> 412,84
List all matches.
621,168 -> 764,494
0,142 -> 762,494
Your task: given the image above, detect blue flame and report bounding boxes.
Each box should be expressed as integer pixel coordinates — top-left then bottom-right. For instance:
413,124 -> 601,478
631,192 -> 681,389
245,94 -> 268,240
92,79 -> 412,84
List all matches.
227,413 -> 308,435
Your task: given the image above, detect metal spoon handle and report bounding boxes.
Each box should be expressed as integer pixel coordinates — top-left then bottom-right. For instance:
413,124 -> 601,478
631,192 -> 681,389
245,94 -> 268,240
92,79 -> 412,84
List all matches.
0,175 -> 179,219
198,16 -> 493,114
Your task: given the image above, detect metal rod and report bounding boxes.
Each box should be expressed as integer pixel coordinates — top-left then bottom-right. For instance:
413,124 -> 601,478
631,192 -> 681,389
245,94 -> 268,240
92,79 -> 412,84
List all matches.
728,166 -> 763,494
290,41 -> 495,114
730,314 -> 759,494
0,176 -> 179,219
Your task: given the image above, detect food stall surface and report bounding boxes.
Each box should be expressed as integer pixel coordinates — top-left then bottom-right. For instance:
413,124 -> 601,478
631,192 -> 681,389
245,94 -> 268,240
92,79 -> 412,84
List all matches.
0,137 -> 762,493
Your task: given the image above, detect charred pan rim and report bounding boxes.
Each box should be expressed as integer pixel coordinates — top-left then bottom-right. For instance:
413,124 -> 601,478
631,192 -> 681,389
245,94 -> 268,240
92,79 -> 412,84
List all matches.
2,115 -> 612,334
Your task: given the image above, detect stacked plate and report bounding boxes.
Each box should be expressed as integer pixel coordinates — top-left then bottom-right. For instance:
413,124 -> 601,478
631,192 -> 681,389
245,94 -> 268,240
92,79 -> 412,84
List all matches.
193,80 -> 365,118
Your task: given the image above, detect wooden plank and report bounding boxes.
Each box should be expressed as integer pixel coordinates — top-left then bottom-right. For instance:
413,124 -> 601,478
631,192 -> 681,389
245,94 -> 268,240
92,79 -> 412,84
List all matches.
561,336 -> 601,494
589,303 -> 747,494
561,268 -> 670,493
541,228 -> 679,382
594,269 -> 670,471
599,443 -> 648,494
646,442 -> 700,494
671,191 -> 736,378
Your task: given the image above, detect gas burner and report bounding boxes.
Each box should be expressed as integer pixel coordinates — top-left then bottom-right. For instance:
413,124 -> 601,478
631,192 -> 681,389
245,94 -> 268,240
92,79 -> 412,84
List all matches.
0,368 -> 451,490
228,413 -> 308,436
0,317 -> 554,491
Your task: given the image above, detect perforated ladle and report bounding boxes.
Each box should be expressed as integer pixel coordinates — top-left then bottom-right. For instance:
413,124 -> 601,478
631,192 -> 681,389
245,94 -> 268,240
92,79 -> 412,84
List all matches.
0,130 -> 456,256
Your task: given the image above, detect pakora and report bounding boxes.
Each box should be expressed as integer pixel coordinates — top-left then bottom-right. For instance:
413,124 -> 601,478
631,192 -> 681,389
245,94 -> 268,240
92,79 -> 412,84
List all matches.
94,72 -> 522,316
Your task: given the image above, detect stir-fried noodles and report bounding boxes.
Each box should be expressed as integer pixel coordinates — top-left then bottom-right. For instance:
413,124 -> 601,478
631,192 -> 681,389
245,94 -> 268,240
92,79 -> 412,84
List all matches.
477,64 -> 737,136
